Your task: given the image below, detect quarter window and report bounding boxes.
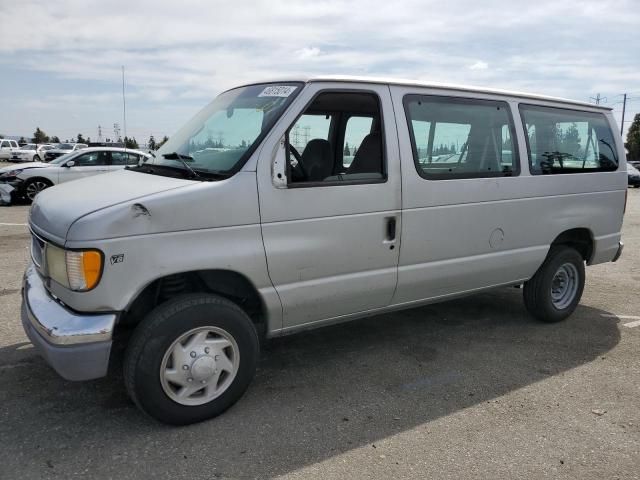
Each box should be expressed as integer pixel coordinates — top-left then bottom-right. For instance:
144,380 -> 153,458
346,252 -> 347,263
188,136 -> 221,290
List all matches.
519,104 -> 618,174
404,95 -> 519,179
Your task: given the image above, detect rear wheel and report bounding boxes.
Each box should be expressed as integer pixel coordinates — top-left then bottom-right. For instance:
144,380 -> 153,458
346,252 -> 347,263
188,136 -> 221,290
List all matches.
32,155 -> 40,162
124,293 -> 259,425
523,246 -> 585,323
24,178 -> 53,201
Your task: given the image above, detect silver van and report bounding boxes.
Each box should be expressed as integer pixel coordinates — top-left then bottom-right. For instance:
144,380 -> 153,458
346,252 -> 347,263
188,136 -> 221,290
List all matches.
21,77 -> 626,424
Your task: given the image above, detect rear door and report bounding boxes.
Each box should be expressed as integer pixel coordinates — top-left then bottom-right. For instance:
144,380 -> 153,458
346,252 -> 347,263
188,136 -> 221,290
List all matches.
257,82 -> 402,331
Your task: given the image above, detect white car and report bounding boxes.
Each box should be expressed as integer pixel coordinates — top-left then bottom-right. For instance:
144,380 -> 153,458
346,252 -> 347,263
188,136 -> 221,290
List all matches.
44,142 -> 88,162
0,138 -> 19,160
8,143 -> 55,163
0,147 -> 150,202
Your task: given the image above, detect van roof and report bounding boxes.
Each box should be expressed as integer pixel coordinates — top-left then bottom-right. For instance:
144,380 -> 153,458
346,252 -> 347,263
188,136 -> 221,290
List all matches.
236,75 -> 612,111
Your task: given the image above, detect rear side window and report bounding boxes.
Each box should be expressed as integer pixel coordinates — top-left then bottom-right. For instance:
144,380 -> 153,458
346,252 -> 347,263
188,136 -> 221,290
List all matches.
404,95 -> 519,179
111,152 -> 140,165
519,105 -> 618,174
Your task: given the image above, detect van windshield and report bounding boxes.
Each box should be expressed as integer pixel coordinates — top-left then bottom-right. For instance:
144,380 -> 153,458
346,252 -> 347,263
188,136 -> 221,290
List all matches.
151,83 -> 302,178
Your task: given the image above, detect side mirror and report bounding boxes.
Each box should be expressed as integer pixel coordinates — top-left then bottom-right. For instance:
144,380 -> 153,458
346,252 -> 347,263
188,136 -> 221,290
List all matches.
65,160 -> 75,167
271,135 -> 287,188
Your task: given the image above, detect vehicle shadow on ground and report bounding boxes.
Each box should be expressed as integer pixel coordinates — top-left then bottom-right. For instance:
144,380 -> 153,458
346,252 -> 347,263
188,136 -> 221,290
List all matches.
0,288 -> 621,479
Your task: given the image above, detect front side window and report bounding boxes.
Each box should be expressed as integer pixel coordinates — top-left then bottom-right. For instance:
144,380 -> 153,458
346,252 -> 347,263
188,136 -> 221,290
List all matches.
151,83 -> 302,178
287,91 -> 385,185
73,151 -> 109,166
520,104 -> 618,174
404,95 -> 519,179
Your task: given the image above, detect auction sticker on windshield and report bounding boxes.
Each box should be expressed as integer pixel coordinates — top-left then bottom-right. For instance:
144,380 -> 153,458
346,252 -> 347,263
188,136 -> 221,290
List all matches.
258,85 -> 297,97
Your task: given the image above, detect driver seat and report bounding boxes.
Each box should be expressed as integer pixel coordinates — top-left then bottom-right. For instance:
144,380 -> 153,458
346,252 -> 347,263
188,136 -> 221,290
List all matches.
301,139 -> 333,181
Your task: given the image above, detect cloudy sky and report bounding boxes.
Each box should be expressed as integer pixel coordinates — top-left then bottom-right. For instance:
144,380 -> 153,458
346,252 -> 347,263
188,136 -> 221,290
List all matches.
0,0 -> 638,144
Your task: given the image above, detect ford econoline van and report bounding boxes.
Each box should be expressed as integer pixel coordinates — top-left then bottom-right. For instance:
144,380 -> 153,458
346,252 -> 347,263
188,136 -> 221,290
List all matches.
21,77 -> 626,424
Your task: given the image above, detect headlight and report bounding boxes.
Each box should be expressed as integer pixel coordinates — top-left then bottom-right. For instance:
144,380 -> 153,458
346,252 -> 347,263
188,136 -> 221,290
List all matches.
46,244 -> 103,291
0,169 -> 23,178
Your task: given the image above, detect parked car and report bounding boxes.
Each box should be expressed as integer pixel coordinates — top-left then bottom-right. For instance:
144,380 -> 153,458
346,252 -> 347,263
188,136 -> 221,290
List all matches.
20,77 -> 626,425
8,143 -> 55,163
628,160 -> 640,170
628,162 -> 640,187
43,142 -> 88,161
0,147 -> 150,202
0,138 -> 19,160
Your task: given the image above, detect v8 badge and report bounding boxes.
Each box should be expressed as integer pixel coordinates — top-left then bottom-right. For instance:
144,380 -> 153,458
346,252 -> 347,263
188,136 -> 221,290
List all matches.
110,254 -> 124,265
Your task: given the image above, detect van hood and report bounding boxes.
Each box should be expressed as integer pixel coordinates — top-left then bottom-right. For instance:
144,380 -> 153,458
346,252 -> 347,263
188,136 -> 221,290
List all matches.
30,169 -> 195,243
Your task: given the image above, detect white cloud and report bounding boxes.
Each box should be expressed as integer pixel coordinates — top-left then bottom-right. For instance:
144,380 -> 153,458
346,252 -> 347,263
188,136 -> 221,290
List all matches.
295,47 -> 322,60
469,61 -> 489,71
0,0 -> 638,137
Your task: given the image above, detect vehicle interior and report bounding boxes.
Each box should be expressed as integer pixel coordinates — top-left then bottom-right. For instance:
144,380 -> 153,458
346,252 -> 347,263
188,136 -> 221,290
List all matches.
287,92 -> 385,184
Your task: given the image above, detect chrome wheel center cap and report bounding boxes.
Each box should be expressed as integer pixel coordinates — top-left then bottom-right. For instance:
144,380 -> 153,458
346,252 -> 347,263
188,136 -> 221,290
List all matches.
190,356 -> 217,381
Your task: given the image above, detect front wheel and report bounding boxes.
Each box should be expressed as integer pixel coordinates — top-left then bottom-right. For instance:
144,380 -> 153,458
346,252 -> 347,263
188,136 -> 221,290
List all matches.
32,155 -> 40,162
24,178 -> 53,201
523,246 -> 585,323
124,293 -> 259,425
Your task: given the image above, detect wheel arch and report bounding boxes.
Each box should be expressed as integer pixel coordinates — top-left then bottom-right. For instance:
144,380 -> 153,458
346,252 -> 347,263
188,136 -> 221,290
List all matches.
550,228 -> 594,264
119,269 -> 269,337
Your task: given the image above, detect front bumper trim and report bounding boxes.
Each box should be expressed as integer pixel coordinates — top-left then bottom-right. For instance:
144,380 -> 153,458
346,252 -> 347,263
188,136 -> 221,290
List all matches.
23,265 -> 116,345
21,264 -> 116,380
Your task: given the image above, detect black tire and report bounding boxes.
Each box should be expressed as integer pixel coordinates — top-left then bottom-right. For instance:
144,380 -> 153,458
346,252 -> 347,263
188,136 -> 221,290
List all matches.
523,246 -> 585,323
24,177 -> 53,201
124,293 -> 259,425
33,155 -> 40,162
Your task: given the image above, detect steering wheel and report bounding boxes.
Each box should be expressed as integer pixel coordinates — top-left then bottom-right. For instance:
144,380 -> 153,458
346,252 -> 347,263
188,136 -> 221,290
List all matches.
289,144 -> 308,180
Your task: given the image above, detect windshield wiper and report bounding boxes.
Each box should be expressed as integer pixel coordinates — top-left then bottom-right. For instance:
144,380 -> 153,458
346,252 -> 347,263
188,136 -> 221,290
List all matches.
162,152 -> 203,180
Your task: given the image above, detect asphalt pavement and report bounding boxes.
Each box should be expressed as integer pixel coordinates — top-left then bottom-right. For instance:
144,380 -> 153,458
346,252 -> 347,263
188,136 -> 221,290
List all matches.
0,188 -> 639,479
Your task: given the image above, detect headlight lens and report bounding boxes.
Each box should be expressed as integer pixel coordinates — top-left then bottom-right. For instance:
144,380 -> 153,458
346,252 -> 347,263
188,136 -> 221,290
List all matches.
0,169 -> 23,178
46,244 -> 103,291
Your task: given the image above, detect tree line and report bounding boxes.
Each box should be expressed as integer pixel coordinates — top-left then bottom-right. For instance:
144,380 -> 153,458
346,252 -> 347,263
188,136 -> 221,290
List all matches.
21,127 -> 169,151
627,113 -> 640,161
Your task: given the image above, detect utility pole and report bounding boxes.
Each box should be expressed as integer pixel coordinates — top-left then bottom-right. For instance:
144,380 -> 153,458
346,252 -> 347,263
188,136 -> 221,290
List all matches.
620,93 -> 627,136
97,125 -> 103,143
122,66 -> 127,141
590,93 -> 607,105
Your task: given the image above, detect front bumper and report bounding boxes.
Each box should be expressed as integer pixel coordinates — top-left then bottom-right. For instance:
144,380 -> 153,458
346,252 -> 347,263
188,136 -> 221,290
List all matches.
21,264 -> 116,381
